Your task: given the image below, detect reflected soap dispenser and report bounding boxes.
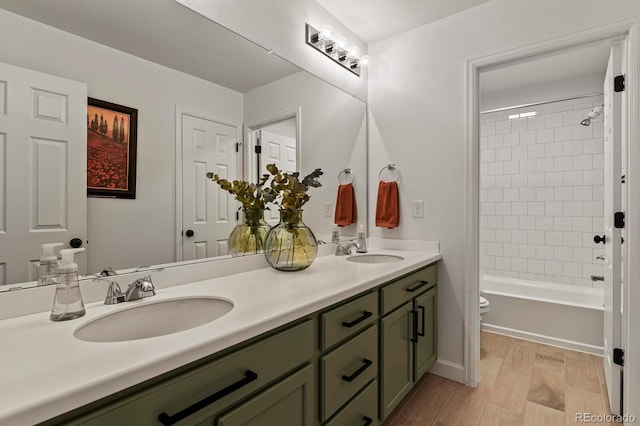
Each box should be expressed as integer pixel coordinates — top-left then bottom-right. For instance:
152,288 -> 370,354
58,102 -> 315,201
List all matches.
38,243 -> 63,286
50,248 -> 86,321
356,225 -> 367,253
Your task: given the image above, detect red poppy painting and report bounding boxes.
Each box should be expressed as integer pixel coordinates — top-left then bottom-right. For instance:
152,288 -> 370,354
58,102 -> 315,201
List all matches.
87,98 -> 137,199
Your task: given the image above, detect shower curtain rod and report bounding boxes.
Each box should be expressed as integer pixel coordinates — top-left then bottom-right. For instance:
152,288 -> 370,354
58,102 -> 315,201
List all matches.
480,92 -> 604,115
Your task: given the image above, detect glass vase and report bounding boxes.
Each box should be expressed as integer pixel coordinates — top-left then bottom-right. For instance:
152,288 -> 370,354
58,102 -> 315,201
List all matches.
228,207 -> 271,257
263,209 -> 318,271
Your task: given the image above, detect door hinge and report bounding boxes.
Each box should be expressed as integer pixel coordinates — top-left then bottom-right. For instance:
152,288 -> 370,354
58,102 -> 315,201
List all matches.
614,212 -> 625,229
614,348 -> 624,366
614,75 -> 625,92
622,174 -> 626,184
235,142 -> 239,153
254,145 -> 262,154
236,211 -> 239,221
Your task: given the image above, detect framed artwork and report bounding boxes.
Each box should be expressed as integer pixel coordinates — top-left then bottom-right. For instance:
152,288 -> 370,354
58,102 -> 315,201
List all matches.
87,97 -> 138,199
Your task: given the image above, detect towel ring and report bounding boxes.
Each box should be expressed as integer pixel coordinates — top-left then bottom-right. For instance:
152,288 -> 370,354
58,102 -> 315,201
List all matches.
338,168 -> 355,185
378,164 -> 399,182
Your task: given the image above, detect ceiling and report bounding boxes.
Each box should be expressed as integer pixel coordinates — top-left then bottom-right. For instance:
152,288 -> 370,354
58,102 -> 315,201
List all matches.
316,0 -> 491,43
0,0 -> 300,93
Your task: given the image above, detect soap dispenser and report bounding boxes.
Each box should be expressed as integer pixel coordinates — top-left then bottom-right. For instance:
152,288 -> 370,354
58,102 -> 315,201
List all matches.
356,225 -> 367,253
38,243 -> 63,286
50,248 -> 86,321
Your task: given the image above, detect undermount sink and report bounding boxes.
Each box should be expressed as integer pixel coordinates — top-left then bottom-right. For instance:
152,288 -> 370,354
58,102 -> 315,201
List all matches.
74,297 -> 234,342
346,254 -> 404,264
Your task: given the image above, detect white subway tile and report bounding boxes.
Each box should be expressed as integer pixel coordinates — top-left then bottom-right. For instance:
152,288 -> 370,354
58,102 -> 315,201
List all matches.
504,188 -> 519,201
554,126 -> 573,142
520,244 -> 536,259
528,259 -> 545,274
554,246 -> 573,261
582,232 -> 599,249
574,155 -> 593,171
496,229 -> 512,243
488,188 -> 504,202
563,110 -> 583,126
503,271 -> 520,279
528,202 -> 545,216
528,173 -> 545,187
481,122 -> 495,137
488,215 -> 504,229
583,170 -> 603,185
496,202 -> 511,215
536,187 -> 554,201
591,121 -> 604,138
504,132 -> 519,147
536,158 -> 554,172
573,124 -> 593,139
480,163 -> 488,176
504,160 -> 519,174
512,230 -> 528,244
495,120 -> 511,135
488,242 -> 503,256
564,171 -> 583,186
511,257 -> 527,272
495,256 -> 511,271
511,173 -> 528,188
482,255 -> 496,268
574,247 -> 593,264
528,144 -> 545,159
495,175 -> 512,188
545,202 -> 564,216
528,230 -> 545,245
488,162 -> 504,176
563,140 -> 583,156
583,138 -> 604,154
572,217 -> 592,232
481,176 -> 496,189
488,134 -> 504,148
592,217 -> 604,233
592,153 -> 604,170
573,186 -> 593,201
528,115 -> 545,130
512,202 -> 527,216
564,262 -> 582,278
564,231 -> 583,247
536,245 -> 555,260
583,201 -> 603,217
553,186 -> 573,201
545,112 -> 564,128
519,159 -> 536,173
480,229 -> 496,242
536,128 -> 555,144
503,243 -> 519,257
480,202 -> 496,215
480,136 -> 488,149
554,217 -> 572,231
496,147 -> 511,161
520,130 -> 536,145
511,118 -> 528,132
593,185 -> 604,201
545,260 -> 564,276
583,263 -> 604,277
520,216 -> 536,230
554,276 -> 573,285
511,145 -> 526,160
564,201 -> 583,216
545,172 -> 564,187
504,216 -> 519,229
481,149 -> 495,163
554,156 -> 573,172
545,142 -> 564,157
519,187 -> 536,201
545,230 -> 563,245
480,215 -> 487,229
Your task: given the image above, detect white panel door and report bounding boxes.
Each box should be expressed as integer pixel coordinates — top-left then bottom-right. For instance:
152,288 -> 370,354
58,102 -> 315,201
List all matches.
260,129 -> 297,225
603,41 -> 623,415
181,113 -> 238,260
0,61 -> 87,286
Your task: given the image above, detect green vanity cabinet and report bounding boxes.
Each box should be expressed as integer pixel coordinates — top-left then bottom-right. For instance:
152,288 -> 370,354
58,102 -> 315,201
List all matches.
414,286 -> 437,381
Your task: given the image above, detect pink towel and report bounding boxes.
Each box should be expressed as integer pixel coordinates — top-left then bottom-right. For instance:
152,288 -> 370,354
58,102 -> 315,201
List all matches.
375,181 -> 399,229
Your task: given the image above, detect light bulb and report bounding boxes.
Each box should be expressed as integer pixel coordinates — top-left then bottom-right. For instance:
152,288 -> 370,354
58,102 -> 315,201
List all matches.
347,46 -> 361,59
335,37 -> 347,51
319,25 -> 333,41
358,55 -> 370,67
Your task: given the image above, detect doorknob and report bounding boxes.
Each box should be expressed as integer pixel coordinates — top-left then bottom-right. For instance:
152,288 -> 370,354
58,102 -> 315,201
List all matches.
593,235 -> 606,245
185,230 -> 194,237
69,238 -> 83,248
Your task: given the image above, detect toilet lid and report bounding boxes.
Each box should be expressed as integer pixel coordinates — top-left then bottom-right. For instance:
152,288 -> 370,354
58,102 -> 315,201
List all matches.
480,296 -> 489,307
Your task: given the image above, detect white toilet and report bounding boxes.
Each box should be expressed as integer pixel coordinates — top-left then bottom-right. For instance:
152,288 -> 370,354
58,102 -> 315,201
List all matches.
480,295 -> 490,321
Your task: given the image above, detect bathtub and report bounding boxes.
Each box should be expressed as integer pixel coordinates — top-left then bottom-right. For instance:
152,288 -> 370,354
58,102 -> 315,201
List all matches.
481,275 -> 604,355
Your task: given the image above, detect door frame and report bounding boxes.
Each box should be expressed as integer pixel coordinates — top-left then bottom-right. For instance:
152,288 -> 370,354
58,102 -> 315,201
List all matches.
464,20 -> 638,410
174,105 -> 242,261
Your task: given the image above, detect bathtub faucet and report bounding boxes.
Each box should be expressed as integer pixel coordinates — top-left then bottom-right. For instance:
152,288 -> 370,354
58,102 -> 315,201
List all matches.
590,275 -> 604,282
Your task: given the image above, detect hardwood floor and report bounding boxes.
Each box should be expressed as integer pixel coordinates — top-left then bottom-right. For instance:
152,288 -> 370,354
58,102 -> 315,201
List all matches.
383,331 -> 617,425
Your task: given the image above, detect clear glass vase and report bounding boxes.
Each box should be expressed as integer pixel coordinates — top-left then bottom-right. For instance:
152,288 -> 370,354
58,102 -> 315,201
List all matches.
228,207 -> 271,257
263,209 -> 318,271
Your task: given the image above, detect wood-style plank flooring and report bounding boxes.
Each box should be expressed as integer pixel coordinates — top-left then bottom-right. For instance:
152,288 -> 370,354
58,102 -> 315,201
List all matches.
383,331 -> 618,425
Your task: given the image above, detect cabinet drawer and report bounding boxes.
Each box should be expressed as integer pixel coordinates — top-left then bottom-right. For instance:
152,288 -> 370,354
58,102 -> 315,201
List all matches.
324,379 -> 378,426
380,263 -> 436,315
77,320 -> 313,425
321,291 -> 378,350
321,325 -> 378,421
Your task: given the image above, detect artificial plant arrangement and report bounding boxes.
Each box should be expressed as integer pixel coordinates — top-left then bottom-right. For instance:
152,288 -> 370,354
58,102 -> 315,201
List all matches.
206,172 -> 275,210
263,163 -> 323,214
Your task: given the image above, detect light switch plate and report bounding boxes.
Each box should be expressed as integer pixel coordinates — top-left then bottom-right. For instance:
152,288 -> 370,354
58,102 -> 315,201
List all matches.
323,202 -> 333,217
412,200 -> 424,218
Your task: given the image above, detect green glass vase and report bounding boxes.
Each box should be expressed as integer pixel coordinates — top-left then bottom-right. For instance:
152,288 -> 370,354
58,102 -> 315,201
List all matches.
228,207 -> 270,257
263,209 -> 318,271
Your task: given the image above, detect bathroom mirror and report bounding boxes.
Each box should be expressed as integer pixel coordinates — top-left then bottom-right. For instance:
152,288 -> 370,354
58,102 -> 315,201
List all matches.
0,0 -> 367,290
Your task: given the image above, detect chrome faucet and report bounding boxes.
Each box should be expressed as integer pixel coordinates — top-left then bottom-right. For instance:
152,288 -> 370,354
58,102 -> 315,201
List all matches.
335,239 -> 361,256
125,272 -> 157,301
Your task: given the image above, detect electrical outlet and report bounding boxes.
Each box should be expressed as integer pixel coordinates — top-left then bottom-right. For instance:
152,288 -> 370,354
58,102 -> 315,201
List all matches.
412,200 -> 424,218
323,202 -> 333,217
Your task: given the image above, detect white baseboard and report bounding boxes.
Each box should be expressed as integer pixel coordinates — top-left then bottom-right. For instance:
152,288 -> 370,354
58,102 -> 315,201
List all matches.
482,323 -> 604,356
428,359 -> 465,383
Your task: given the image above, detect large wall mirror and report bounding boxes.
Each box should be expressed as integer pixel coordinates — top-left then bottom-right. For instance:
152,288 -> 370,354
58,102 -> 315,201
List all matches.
0,0 -> 367,290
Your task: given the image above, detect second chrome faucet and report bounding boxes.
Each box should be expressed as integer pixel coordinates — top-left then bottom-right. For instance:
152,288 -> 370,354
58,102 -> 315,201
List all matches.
96,270 -> 161,305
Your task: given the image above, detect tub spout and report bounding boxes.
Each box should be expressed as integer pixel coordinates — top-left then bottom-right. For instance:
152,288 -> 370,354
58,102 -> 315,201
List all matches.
590,275 -> 604,282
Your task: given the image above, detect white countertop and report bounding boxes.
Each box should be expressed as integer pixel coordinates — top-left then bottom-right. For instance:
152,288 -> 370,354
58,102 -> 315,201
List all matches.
0,249 -> 440,425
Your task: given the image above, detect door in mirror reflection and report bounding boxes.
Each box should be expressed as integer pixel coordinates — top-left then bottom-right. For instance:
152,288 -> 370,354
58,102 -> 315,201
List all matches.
180,112 -> 239,260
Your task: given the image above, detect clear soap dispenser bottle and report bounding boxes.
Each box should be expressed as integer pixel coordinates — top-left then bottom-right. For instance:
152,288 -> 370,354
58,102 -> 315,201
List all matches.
50,248 -> 86,321
356,225 -> 367,253
38,243 -> 63,286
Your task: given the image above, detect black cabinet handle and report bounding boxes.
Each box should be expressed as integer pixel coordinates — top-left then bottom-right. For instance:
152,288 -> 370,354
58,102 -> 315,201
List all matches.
158,370 -> 258,425
405,280 -> 429,293
410,310 -> 418,343
341,359 -> 373,383
342,310 -> 373,328
363,416 -> 373,426
418,305 -> 426,337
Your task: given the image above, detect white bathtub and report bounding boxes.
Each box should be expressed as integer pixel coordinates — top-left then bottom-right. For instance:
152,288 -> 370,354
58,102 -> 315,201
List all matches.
481,275 -> 604,354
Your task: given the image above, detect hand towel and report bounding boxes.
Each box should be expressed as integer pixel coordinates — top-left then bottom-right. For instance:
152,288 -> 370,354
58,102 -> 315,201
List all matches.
334,183 -> 358,226
375,181 -> 399,229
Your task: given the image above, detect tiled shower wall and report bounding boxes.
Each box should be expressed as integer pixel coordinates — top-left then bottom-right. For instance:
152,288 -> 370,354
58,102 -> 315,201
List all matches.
480,95 -> 605,288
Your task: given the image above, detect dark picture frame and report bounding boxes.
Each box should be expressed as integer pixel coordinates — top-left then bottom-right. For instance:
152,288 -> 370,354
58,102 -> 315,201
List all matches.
87,97 -> 138,199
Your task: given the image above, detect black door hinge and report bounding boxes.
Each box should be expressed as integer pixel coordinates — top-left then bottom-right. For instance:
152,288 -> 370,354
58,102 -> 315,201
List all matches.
614,348 -> 624,366
236,211 -> 239,221
614,75 -> 625,92
254,145 -> 262,154
235,142 -> 239,152
614,212 -> 625,229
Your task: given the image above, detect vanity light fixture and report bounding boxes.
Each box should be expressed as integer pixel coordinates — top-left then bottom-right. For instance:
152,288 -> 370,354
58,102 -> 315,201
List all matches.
306,23 -> 368,76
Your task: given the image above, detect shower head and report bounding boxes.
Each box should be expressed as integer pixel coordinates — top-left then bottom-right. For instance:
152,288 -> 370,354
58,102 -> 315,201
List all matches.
581,104 -> 604,126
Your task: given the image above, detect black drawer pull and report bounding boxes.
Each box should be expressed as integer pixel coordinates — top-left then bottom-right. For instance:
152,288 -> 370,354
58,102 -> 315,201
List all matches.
418,305 -> 426,337
342,359 -> 373,383
405,280 -> 429,293
158,370 -> 258,425
363,416 -> 373,426
342,310 -> 373,328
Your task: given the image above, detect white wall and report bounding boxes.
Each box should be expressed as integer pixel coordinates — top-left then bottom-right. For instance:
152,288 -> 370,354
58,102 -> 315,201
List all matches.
244,71 -> 367,238
367,0 -> 640,376
0,9 -> 244,273
174,0 -> 368,101
480,95 -> 606,287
